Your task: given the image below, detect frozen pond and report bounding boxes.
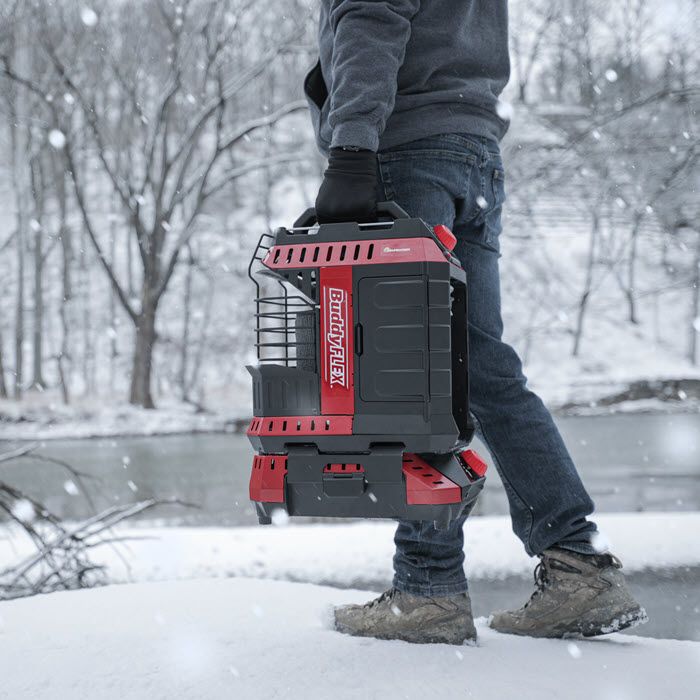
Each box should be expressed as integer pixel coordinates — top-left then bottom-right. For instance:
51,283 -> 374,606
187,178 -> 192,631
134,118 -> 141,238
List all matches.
2,412 -> 698,526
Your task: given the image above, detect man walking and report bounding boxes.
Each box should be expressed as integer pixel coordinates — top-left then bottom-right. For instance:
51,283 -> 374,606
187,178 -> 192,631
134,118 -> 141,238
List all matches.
304,0 -> 646,644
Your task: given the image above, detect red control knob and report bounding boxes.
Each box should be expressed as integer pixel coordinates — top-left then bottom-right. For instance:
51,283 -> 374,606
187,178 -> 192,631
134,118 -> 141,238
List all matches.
433,224 -> 457,252
459,449 -> 488,478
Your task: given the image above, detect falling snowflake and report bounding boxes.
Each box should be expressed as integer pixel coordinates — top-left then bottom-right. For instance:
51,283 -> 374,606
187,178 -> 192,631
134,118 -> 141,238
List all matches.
567,642 -> 582,659
591,129 -> 601,141
368,493 -> 378,503
476,195 -> 488,209
127,480 -> 138,493
63,93 -> 75,106
63,480 -> 79,496
80,7 -> 98,27
591,530 -> 611,554
122,455 -> 131,468
186,94 -> 196,105
11,498 -> 35,523
495,100 -> 513,121
604,69 -> 618,83
455,650 -> 464,660
48,129 -> 66,149
29,219 -> 41,232
271,508 -> 289,527
693,317 -> 700,333
390,604 -> 402,617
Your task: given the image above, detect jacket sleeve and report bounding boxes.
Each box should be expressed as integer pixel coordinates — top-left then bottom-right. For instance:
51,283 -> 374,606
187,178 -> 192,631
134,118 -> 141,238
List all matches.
327,0 -> 421,152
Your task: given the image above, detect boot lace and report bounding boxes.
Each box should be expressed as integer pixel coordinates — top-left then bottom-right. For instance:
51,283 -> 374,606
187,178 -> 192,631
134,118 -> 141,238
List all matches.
367,588 -> 397,609
523,558 -> 550,609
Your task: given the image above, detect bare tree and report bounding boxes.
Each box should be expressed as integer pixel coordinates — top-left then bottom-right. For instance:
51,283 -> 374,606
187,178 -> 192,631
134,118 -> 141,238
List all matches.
1,0 -> 310,407
510,0 -> 559,104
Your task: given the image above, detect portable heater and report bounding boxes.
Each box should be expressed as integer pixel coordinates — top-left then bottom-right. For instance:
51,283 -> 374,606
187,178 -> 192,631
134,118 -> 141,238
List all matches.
246,202 -> 487,528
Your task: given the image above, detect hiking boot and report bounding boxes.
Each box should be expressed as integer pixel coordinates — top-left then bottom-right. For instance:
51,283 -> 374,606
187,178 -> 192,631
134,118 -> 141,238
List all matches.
334,588 -> 477,645
489,547 -> 648,638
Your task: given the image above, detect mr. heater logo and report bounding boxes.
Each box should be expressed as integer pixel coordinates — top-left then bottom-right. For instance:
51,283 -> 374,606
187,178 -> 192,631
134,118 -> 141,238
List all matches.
325,287 -> 348,389
383,245 -> 411,253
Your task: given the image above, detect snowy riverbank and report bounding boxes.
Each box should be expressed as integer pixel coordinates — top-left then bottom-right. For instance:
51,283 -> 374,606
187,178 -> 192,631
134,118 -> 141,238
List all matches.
2,513 -> 699,587
1,577 -> 698,700
2,375 -> 699,441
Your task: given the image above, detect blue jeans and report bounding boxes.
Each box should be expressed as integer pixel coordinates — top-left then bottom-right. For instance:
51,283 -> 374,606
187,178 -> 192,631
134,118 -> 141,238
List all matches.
375,133 -> 598,597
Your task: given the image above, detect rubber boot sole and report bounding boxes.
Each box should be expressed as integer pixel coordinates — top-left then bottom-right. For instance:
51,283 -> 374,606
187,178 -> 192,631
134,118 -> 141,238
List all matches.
491,605 -> 648,639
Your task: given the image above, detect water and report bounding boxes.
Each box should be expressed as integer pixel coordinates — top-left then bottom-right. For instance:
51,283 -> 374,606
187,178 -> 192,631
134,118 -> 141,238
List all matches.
2,412 -> 698,526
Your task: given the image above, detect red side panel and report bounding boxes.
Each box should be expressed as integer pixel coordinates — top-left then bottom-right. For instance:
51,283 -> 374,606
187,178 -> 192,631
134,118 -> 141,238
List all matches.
247,415 -> 353,436
403,454 -> 462,505
249,454 -> 288,503
319,267 -> 354,415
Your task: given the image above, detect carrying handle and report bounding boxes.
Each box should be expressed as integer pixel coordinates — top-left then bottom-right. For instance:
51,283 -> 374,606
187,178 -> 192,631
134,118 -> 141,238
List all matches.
292,201 -> 410,229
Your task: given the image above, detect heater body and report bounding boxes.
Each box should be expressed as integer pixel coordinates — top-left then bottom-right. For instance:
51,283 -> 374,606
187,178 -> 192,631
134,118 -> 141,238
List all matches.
246,203 -> 486,527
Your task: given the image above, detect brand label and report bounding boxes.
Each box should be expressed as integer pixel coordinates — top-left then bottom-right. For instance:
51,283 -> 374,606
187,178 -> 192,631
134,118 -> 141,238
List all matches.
325,287 -> 348,388
383,246 -> 411,253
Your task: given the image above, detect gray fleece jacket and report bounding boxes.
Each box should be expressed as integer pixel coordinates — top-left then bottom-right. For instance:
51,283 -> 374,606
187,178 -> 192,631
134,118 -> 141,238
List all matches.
304,0 -> 511,157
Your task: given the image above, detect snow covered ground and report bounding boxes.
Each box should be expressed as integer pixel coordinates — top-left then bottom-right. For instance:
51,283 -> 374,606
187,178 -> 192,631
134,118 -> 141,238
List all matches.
2,513 -> 699,588
1,577 -> 698,700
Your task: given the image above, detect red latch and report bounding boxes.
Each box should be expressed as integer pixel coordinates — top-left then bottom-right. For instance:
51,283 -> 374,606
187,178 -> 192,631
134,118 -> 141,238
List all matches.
433,224 -> 457,252
458,449 -> 488,478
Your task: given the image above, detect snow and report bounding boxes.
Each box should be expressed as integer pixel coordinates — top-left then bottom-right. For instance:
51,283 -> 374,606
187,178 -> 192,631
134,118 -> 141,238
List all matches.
80,7 -> 98,27
47,129 -> 66,149
3,513 -> 698,589
0,578 -> 697,700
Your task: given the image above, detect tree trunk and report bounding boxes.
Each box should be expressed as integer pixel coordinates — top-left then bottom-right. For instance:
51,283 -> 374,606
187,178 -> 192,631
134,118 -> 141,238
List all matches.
179,246 -> 194,402
129,302 -> 157,408
54,156 -> 71,405
572,209 -> 599,357
31,222 -> 45,389
625,212 -> 643,325
0,326 -> 7,398
689,232 -> 700,366
30,158 -> 46,390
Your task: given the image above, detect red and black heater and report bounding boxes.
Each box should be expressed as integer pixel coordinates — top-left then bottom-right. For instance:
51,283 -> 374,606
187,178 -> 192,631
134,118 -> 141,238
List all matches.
246,201 -> 487,527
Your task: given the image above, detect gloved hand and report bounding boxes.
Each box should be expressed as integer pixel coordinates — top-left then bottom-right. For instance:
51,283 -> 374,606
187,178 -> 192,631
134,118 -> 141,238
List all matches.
315,147 -> 379,224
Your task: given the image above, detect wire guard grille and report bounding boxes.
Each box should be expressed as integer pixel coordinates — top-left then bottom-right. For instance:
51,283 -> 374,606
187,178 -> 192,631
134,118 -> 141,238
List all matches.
248,232 -> 318,368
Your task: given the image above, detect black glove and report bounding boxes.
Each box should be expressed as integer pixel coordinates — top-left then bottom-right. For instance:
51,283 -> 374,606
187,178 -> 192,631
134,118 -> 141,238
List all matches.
315,147 -> 378,224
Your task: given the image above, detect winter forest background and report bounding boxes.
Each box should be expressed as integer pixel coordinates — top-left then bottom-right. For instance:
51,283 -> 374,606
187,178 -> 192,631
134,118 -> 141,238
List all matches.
0,0 -> 698,428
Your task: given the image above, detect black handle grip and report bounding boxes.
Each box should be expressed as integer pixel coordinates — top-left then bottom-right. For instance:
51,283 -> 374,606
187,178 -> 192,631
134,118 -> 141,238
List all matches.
292,201 -> 410,228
